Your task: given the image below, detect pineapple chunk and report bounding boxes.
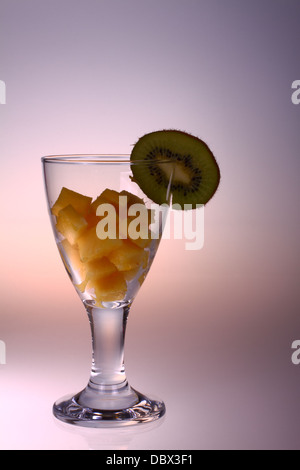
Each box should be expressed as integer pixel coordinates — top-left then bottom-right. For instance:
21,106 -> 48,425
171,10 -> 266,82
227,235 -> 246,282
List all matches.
119,190 -> 145,206
129,235 -> 152,249
123,266 -> 141,281
108,240 -> 149,272
95,188 -> 121,207
126,218 -> 153,248
119,191 -> 153,248
56,204 -> 88,245
51,187 -> 92,217
85,189 -> 120,228
59,239 -> 87,281
87,271 -> 127,304
76,257 -> 117,293
138,270 -> 147,287
77,226 -> 123,263
85,188 -> 153,248
85,257 -> 117,280
91,188 -> 121,215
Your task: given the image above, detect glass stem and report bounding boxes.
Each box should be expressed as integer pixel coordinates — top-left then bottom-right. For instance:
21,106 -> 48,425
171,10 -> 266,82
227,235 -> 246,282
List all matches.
85,304 -> 130,391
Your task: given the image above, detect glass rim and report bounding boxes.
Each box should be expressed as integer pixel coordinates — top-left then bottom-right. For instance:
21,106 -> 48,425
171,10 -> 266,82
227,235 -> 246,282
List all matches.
41,154 -> 172,165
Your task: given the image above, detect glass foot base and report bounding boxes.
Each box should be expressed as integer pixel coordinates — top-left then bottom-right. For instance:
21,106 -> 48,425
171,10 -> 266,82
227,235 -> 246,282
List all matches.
53,387 -> 166,428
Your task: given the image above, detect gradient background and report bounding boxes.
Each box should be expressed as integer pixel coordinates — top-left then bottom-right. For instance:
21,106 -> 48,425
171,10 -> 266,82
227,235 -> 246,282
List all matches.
0,0 -> 300,450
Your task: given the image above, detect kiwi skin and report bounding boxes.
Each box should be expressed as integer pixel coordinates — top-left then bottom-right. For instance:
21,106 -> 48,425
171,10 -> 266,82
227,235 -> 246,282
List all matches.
130,129 -> 220,209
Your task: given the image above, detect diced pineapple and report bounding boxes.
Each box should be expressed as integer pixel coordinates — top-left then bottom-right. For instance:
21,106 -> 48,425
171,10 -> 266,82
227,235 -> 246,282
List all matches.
76,257 -> 117,293
123,266 -> 141,281
51,187 -> 92,217
85,189 -> 120,228
93,189 -> 120,211
120,190 -> 153,224
77,226 -> 123,263
108,240 -> 149,272
85,188 -> 154,247
59,239 -> 87,281
50,186 -> 158,305
56,204 -> 88,245
77,279 -> 88,293
119,190 -> 145,206
87,271 -> 127,304
119,192 -> 153,248
85,209 -> 99,229
129,235 -> 152,249
85,257 -> 117,280
138,270 -> 147,287
126,220 -> 153,248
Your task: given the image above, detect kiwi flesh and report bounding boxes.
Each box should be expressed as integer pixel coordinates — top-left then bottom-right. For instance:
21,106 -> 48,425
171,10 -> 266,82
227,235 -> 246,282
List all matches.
130,130 -> 220,209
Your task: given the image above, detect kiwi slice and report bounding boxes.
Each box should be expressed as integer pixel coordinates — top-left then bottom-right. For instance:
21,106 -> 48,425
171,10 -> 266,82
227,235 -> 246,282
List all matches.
130,130 -> 220,209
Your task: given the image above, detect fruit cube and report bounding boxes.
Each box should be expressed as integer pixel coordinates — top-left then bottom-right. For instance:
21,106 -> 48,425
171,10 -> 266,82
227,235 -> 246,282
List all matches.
77,226 -> 123,263
120,190 -> 153,225
123,266 -> 141,281
108,240 -> 149,272
138,270 -> 147,287
85,189 -> 120,228
51,187 -> 92,217
59,239 -> 87,281
119,191 -> 153,247
126,217 -> 153,248
76,257 -> 117,293
87,271 -> 127,304
85,257 -> 117,280
120,190 -> 145,206
129,235 -> 152,249
56,204 -> 88,245
93,189 -> 120,211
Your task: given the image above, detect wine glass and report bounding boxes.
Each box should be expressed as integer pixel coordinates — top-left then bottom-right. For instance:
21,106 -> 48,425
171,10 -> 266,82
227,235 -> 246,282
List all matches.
42,155 -> 172,427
